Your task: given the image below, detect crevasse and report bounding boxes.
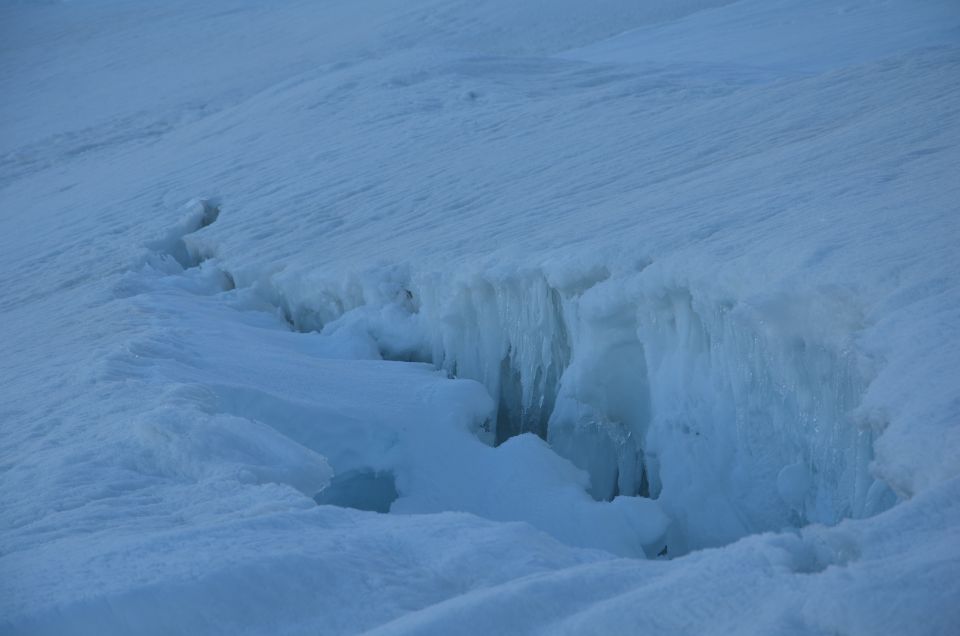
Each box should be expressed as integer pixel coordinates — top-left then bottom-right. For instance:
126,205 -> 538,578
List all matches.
265,264 -> 898,555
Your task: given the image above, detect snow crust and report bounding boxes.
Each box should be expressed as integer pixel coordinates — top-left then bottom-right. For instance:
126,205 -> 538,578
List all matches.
2,0 -> 959,633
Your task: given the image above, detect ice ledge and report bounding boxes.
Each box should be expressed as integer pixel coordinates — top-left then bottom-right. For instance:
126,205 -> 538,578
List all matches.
239,257 -> 896,555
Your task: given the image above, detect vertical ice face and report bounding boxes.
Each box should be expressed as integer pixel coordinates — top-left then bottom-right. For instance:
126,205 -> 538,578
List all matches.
418,272 -> 572,443
548,285 -> 651,503
389,269 -> 890,553
630,286 -> 879,552
251,261 -> 893,554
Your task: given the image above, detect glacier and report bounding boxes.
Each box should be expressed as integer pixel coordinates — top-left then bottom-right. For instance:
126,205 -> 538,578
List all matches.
297,261 -> 887,554
2,0 -> 959,634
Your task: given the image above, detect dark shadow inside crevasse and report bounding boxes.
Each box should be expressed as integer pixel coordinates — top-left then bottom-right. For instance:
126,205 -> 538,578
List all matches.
314,469 -> 399,513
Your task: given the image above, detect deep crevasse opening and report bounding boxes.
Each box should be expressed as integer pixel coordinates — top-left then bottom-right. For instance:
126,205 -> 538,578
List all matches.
255,264 -> 897,556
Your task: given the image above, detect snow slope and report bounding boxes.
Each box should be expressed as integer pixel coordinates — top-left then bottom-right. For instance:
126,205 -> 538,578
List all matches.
1,0 -> 959,634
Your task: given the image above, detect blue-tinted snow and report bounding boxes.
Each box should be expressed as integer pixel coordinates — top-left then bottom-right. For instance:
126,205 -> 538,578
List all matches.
1,0 -> 959,634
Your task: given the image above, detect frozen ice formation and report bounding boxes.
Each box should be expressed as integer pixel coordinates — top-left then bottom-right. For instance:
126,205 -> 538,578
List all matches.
250,261 -> 891,555
3,0 -> 959,633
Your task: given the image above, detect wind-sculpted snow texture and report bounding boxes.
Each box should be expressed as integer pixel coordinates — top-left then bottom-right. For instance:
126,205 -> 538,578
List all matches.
2,0 -> 959,634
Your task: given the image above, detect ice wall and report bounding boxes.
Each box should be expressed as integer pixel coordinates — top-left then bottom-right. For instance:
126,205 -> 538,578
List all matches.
283,260 -> 895,554
418,271 -> 572,443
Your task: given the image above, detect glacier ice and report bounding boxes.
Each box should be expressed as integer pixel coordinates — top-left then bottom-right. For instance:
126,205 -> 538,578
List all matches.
268,261 -> 893,554
3,0 -> 959,632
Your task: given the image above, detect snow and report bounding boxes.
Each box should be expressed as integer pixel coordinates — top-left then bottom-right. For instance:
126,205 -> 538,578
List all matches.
2,0 -> 959,634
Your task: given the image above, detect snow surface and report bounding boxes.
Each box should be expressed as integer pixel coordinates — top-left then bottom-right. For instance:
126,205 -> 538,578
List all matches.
2,0 -> 959,634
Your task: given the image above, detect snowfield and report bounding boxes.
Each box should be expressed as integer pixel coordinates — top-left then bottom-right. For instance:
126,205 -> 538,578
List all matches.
2,0 -> 959,634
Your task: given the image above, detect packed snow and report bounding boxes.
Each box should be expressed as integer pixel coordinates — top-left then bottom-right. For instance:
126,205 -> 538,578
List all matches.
2,0 -> 959,634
